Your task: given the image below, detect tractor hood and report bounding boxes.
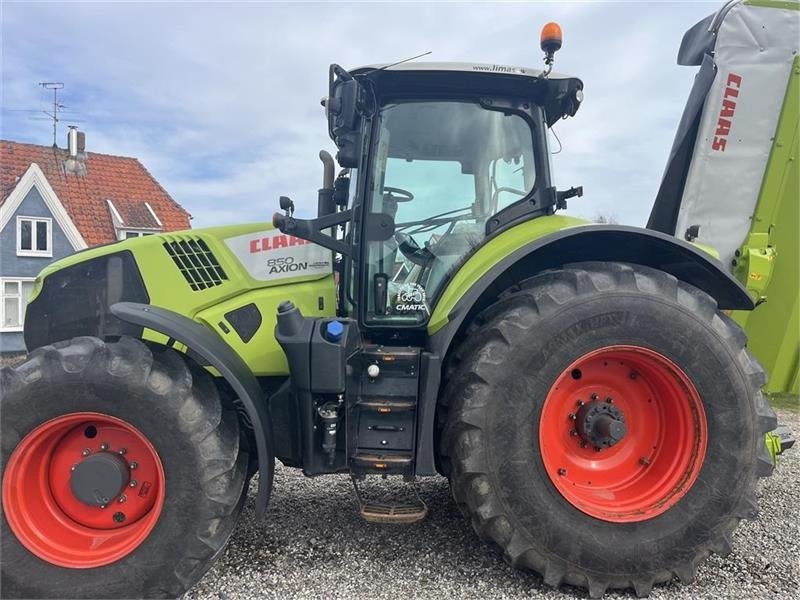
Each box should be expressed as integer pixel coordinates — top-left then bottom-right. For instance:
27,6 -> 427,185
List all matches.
24,223 -> 336,375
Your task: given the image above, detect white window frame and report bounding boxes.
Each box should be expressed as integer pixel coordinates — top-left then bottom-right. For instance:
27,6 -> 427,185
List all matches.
16,216 -> 53,257
117,229 -> 158,240
1,277 -> 35,332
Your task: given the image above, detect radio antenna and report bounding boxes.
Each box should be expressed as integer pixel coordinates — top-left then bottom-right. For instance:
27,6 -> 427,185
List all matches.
39,82 -> 65,147
378,51 -> 432,71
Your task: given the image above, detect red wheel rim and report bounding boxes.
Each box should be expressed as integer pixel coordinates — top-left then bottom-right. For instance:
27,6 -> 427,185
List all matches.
539,345 -> 707,523
2,412 -> 165,568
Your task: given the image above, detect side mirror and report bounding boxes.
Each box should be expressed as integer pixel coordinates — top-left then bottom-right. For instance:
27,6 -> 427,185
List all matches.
333,173 -> 351,208
279,196 -> 295,215
325,64 -> 363,168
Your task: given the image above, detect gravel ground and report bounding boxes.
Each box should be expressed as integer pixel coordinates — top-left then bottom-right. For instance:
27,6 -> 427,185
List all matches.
187,408 -> 799,600
0,354 -> 25,368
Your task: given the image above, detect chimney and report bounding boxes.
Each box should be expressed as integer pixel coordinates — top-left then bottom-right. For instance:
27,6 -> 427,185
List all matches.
64,126 -> 87,176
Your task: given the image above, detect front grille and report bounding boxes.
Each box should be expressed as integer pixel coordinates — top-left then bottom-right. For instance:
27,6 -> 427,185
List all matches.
163,237 -> 228,291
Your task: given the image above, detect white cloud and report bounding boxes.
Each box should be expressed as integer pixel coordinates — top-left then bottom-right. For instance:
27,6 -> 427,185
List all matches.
2,1 -> 718,228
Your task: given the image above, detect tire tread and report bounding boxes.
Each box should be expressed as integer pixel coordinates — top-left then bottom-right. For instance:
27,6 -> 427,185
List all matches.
440,262 -> 776,597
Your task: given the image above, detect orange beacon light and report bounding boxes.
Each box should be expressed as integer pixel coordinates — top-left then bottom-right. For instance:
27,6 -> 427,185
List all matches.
540,22 -> 563,75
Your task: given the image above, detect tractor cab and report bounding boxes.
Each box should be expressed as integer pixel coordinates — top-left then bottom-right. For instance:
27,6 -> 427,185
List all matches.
276,56 -> 584,333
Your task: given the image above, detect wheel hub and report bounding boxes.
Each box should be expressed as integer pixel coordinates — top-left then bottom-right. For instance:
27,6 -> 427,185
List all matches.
70,451 -> 131,507
576,399 -> 627,449
2,412 -> 165,568
539,345 -> 707,523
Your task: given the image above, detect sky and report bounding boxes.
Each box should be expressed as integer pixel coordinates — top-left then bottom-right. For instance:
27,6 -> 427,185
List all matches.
1,1 -> 720,228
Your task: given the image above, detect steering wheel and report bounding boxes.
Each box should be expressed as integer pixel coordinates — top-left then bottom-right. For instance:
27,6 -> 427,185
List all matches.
495,186 -> 527,197
394,232 -> 432,266
383,186 -> 414,202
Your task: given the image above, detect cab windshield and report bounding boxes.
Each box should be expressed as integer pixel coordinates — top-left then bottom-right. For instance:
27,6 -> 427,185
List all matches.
364,99 -> 537,325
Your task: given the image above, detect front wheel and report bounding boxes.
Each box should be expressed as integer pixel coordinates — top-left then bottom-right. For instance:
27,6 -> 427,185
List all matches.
441,263 -> 776,597
1,337 -> 248,599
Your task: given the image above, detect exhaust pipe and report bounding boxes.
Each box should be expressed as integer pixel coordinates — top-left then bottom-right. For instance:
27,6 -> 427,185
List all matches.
319,150 -> 335,189
318,150 -> 336,217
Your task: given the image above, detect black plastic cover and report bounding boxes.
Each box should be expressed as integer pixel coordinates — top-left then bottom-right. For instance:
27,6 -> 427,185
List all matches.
677,14 -> 716,66
25,251 -> 149,351
225,303 -> 262,344
648,54 -> 717,234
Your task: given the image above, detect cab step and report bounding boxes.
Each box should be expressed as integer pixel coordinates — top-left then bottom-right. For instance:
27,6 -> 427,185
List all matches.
351,452 -> 412,474
357,398 -> 416,411
351,475 -> 428,524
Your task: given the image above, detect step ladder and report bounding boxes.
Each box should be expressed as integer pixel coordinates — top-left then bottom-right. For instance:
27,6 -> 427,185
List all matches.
351,474 -> 428,524
348,345 -> 427,523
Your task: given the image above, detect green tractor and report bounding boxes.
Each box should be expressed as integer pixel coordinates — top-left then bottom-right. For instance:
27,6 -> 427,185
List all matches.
0,21 -> 778,599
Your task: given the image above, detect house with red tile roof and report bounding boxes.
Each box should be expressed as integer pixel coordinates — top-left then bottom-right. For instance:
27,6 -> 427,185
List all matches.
0,132 -> 191,352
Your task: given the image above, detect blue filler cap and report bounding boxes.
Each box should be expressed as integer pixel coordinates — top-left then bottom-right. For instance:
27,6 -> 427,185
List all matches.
325,320 -> 345,342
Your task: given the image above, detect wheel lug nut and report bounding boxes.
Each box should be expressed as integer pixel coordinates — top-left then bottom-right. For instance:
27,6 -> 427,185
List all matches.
570,429 -> 578,437
590,393 -> 598,400
118,448 -> 127,455
113,512 -> 126,523
100,442 -> 109,451
568,413 -> 577,420
580,441 -> 588,448
118,494 -> 127,503
129,479 -> 137,488
81,448 -> 91,457
606,397 -> 613,404
576,400 -> 585,406
557,468 -> 567,476
70,463 -> 78,471
129,461 -> 138,469
630,372 -> 639,380
100,504 -> 107,509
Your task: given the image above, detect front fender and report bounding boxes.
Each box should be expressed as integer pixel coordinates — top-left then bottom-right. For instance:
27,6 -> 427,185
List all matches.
111,302 -> 274,519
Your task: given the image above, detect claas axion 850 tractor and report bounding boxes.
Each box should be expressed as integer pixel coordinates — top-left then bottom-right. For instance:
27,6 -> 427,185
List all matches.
1,20 -> 779,600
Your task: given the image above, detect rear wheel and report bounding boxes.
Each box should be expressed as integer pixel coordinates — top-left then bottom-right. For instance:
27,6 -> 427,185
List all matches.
441,263 -> 776,597
1,337 -> 248,599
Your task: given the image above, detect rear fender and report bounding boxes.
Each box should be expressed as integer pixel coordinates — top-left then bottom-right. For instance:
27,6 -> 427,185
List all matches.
429,224 -> 752,350
111,302 -> 274,518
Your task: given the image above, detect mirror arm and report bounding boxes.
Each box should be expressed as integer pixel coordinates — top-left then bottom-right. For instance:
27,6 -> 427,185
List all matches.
272,209 -> 353,256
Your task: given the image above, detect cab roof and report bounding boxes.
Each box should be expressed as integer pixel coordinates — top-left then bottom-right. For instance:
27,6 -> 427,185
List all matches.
352,61 -> 576,81
351,61 -> 584,126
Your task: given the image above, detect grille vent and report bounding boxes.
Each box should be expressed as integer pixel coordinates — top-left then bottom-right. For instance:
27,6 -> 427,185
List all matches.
163,237 -> 228,291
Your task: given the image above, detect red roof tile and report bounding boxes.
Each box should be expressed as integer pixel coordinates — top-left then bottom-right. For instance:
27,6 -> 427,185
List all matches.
1,140 -> 191,246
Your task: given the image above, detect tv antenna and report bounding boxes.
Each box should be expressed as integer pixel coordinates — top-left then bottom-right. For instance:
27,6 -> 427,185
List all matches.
39,82 -> 65,147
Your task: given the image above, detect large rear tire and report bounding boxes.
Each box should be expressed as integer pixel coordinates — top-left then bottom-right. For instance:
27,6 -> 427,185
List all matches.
1,337 -> 248,599
440,263 -> 776,597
